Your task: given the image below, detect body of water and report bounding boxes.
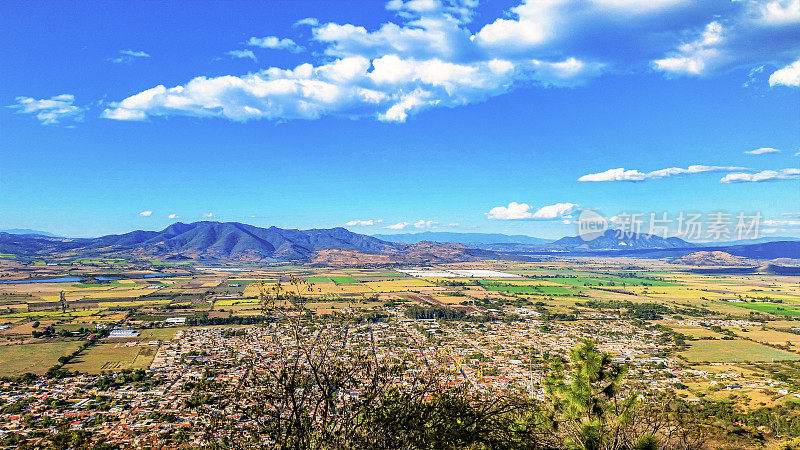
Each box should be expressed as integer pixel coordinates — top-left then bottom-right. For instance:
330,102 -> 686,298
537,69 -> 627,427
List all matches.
0,273 -> 177,284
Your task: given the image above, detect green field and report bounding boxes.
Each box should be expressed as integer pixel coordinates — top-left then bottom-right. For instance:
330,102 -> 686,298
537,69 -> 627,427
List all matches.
543,276 -> 676,287
681,339 -> 800,363
0,310 -> 100,319
0,341 -> 84,377
148,259 -> 195,266
330,276 -> 359,284
305,276 -> 360,284
480,282 -> 572,296
306,277 -> 333,283
725,301 -> 800,317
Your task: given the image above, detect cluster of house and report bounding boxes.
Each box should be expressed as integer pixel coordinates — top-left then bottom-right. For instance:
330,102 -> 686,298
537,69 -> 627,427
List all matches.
1,315 -> 796,446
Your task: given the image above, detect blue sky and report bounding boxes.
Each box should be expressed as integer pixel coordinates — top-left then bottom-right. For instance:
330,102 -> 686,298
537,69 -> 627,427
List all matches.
1,0 -> 799,239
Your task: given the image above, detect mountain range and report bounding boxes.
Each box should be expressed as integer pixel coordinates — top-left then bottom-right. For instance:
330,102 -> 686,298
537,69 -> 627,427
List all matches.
372,232 -> 551,245
0,222 -> 797,263
0,222 -> 491,264
0,228 -> 61,237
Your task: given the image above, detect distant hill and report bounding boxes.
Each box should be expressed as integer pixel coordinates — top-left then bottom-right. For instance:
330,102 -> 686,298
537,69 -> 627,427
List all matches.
694,237 -> 800,246
671,251 -> 754,266
372,232 -> 551,245
547,230 -> 694,251
0,222 -> 493,263
0,228 -> 60,237
718,240 -> 800,260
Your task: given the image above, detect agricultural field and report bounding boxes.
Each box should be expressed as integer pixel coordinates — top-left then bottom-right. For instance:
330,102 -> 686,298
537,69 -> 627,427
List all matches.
680,339 -> 800,363
67,343 -> 158,373
0,340 -> 83,376
0,256 -> 798,425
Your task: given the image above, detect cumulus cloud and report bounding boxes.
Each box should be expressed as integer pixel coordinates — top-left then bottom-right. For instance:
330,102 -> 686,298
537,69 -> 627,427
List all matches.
99,0 -> 800,124
385,221 -> 410,229
247,36 -> 304,53
486,202 -> 579,220
203,212 -> 214,218
100,1 -> 610,123
531,202 -> 580,219
139,211 -> 152,216
653,21 -> 724,75
8,94 -> 85,125
345,219 -> 382,226
414,219 -> 437,228
579,165 -> 748,182
228,50 -> 258,61
745,147 -> 781,155
720,168 -> 800,183
168,214 -> 180,219
109,49 -> 150,64
770,59 -> 800,86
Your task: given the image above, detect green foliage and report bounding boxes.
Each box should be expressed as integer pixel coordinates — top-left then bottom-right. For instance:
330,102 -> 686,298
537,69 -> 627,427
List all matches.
544,340 -> 637,450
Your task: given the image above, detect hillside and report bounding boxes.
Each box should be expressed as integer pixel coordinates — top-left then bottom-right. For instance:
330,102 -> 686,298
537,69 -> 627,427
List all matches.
0,222 -> 403,262
670,251 -> 754,266
548,230 -> 694,251
0,222 -> 501,264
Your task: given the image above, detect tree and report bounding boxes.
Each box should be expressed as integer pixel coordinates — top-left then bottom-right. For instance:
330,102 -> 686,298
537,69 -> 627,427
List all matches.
543,339 -> 636,450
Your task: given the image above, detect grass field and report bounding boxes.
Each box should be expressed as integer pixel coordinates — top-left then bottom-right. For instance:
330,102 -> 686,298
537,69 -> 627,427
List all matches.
0,310 -> 100,319
306,277 -> 334,283
329,276 -> 359,284
681,339 -> 800,362
0,341 -> 84,376
542,276 -> 676,287
725,301 -> 800,317
68,343 -> 158,373
479,282 -> 572,296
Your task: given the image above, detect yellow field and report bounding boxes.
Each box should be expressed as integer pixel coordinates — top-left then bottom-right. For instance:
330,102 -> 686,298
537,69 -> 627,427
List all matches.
740,328 -> 800,345
365,279 -> 434,293
670,327 -> 725,339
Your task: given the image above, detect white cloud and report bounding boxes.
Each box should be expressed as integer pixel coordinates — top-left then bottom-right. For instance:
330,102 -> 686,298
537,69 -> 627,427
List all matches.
578,168 -> 648,182
653,22 -> 724,75
752,0 -> 800,26
486,202 -> 579,220
486,202 -> 535,220
745,147 -> 781,155
720,168 -> 800,183
385,221 -> 410,229
99,0 -> 800,123
579,165 -> 748,182
345,219 -> 381,226
109,49 -> 150,64
247,36 -> 304,53
769,59 -> 800,87
203,212 -> 214,218
8,94 -> 85,125
101,1 -> 608,123
228,50 -> 258,61
531,202 -> 580,219
414,219 -> 437,228
294,17 -> 319,27
139,211 -> 152,217
168,214 -> 180,219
